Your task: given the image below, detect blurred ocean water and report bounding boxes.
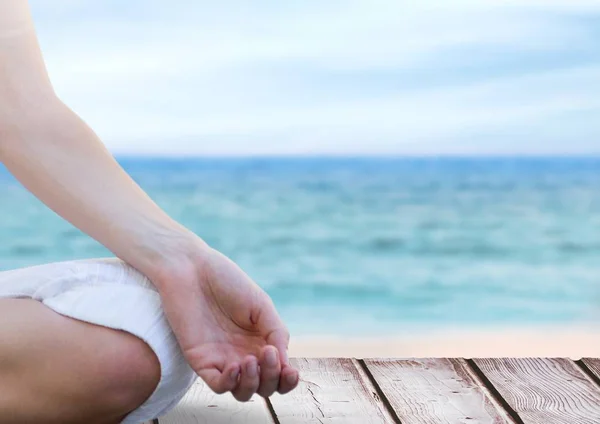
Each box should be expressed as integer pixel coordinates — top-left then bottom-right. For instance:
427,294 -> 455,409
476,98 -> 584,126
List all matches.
1,157 -> 599,335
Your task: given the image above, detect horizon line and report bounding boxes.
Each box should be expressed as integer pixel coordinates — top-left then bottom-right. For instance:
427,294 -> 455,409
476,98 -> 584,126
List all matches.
112,153 -> 600,160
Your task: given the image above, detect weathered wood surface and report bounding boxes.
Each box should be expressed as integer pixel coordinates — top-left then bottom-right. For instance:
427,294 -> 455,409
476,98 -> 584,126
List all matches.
581,358 -> 600,384
156,358 -> 600,424
364,358 -> 515,424
158,379 -> 274,424
269,358 -> 395,423
473,358 -> 600,424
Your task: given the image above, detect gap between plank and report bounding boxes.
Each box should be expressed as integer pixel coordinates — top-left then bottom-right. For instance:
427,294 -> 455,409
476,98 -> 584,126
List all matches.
465,359 -> 525,424
575,360 -> 600,388
265,397 -> 282,424
357,359 -> 403,424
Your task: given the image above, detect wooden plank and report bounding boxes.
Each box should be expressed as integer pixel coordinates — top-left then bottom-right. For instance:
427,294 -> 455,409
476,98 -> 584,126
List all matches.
473,358 -> 600,424
364,358 -> 514,424
158,379 -> 274,424
581,358 -> 600,384
269,358 -> 395,423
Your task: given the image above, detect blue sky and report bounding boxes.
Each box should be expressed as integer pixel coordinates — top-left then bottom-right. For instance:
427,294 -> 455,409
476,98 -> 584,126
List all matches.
29,0 -> 600,155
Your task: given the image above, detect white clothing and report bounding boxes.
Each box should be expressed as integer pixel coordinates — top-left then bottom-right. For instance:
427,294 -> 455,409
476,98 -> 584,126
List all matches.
0,258 -> 197,424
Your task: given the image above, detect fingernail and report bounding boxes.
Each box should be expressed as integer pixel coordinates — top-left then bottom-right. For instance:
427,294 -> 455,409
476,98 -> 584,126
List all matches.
247,361 -> 258,378
286,373 -> 297,385
266,349 -> 279,367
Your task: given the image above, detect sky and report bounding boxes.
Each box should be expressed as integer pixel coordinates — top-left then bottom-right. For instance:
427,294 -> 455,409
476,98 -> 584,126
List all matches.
28,0 -> 600,156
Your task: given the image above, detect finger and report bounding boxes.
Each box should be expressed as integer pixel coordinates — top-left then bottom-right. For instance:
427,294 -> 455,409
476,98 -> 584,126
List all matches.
278,364 -> 299,395
258,302 -> 298,394
232,356 -> 260,402
256,346 -> 281,398
197,363 -> 240,395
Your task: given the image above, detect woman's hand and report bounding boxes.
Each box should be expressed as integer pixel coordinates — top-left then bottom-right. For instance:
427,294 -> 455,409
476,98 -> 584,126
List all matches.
151,237 -> 299,400
0,0 -> 299,400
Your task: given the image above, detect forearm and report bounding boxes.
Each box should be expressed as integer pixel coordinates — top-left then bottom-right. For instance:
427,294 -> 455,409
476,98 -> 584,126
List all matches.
0,0 -> 204,280
0,98 -> 194,277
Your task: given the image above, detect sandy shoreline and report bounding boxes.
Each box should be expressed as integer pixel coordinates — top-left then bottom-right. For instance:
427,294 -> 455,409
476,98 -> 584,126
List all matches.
288,326 -> 600,358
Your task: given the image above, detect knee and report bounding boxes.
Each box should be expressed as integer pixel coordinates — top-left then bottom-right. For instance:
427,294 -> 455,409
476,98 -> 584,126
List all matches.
0,300 -> 162,423
97,332 -> 162,415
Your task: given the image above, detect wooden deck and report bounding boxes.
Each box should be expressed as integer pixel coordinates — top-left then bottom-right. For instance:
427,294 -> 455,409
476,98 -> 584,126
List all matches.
156,358 -> 600,423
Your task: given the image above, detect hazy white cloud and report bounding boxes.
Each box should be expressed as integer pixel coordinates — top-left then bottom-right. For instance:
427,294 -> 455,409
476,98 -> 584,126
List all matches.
28,0 -> 600,155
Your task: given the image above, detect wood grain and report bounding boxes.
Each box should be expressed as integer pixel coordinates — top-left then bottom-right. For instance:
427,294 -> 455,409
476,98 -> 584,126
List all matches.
473,358 -> 600,424
158,379 -> 274,424
364,358 -> 514,424
268,358 -> 395,423
581,358 -> 600,384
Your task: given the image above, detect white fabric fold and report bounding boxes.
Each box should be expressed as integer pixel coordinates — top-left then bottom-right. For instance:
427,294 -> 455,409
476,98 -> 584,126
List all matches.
0,258 -> 197,424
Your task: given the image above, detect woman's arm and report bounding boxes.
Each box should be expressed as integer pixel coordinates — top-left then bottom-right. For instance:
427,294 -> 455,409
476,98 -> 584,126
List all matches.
0,0 -> 299,398
0,1 -> 192,278
0,90 -> 196,278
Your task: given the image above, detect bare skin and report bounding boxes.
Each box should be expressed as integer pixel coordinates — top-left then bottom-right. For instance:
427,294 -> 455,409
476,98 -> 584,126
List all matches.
0,0 -> 300,421
0,298 -> 161,424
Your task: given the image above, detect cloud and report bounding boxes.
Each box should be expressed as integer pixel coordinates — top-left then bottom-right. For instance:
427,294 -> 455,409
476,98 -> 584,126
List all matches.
28,0 -> 600,155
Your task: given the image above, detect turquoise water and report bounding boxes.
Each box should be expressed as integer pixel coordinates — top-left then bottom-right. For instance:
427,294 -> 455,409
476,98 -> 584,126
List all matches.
1,157 -> 599,335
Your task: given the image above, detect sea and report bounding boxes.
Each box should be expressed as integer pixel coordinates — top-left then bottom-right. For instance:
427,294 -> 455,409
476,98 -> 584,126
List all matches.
1,157 -> 599,335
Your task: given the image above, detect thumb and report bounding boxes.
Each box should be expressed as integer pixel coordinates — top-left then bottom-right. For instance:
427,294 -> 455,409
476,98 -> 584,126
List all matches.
267,327 -> 291,365
257,297 -> 291,365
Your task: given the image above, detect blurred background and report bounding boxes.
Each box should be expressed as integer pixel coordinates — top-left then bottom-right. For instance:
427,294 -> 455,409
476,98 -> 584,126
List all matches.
1,0 -> 599,335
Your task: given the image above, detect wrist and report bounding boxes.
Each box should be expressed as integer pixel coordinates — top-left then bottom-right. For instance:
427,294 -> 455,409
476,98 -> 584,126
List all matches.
133,224 -> 211,290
